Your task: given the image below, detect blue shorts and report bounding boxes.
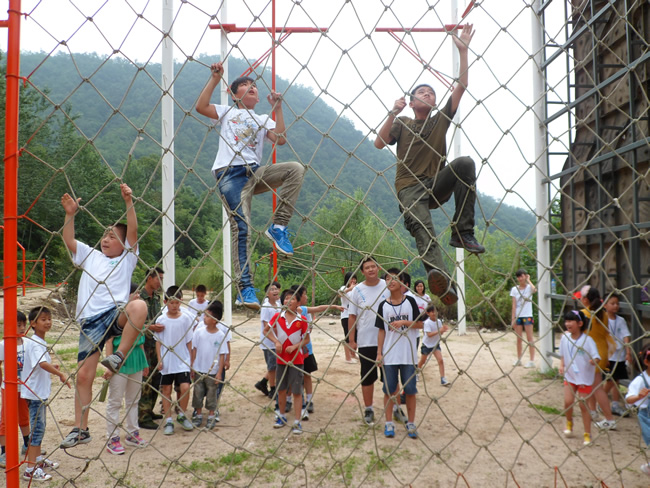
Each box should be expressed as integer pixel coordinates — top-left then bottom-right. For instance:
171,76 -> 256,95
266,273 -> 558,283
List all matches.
263,348 -> 277,372
515,317 -> 534,327
78,307 -> 122,362
420,343 -> 441,356
382,364 -> 417,396
27,399 -> 47,447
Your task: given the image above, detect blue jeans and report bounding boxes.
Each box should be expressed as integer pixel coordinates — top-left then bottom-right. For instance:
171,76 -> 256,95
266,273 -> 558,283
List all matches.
382,364 -> 418,395
215,162 -> 305,290
78,306 -> 122,362
27,399 -> 47,446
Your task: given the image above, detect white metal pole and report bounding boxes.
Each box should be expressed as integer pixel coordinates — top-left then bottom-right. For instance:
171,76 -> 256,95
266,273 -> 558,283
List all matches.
451,0 -> 467,336
162,0 -> 175,288
220,1 -> 233,324
531,1 -> 553,373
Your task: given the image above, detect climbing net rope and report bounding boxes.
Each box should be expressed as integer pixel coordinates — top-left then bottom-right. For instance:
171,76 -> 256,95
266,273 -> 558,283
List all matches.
3,0 -> 650,486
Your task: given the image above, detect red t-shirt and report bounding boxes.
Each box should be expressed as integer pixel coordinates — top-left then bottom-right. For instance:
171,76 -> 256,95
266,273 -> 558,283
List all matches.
270,310 -> 308,365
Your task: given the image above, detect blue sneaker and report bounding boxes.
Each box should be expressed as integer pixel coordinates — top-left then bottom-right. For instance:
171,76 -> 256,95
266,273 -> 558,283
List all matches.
384,422 -> 395,438
274,416 -> 288,429
406,422 -> 418,439
238,287 -> 260,311
265,225 -> 294,256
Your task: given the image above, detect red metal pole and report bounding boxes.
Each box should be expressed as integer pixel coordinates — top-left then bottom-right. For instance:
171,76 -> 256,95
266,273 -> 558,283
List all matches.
3,0 -> 22,486
271,0 -> 278,276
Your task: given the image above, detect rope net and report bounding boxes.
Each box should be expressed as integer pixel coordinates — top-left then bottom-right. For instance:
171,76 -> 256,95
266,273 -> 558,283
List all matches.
2,0 -> 650,486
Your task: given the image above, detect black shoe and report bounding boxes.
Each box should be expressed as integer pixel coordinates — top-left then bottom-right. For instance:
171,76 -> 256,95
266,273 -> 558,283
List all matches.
449,232 -> 486,254
255,379 -> 270,396
139,420 -> 159,430
151,413 -> 163,420
427,269 -> 458,305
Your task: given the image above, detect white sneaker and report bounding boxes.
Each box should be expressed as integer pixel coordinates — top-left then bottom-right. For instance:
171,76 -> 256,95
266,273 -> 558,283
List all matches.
641,463 -> 650,476
590,410 -> 599,421
512,359 -> 521,367
524,361 -> 536,369
24,467 -> 52,481
595,419 -> 616,431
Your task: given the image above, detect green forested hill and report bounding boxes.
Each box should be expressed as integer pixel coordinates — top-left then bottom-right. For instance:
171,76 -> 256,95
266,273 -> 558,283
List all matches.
15,51 -> 534,242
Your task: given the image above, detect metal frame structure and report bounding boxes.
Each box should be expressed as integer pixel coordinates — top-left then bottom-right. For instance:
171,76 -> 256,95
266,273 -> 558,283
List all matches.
538,0 -> 650,350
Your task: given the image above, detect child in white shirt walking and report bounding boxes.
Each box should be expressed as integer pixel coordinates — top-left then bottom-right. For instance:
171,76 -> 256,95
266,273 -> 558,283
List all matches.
559,310 -> 600,446
625,344 -> 650,477
417,304 -> 450,386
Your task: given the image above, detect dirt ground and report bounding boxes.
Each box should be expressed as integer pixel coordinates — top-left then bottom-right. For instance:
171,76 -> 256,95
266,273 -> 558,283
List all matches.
1,287 -> 649,488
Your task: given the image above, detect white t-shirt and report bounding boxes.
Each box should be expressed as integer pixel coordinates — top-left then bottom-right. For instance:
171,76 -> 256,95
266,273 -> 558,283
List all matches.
188,298 -> 209,319
559,332 -> 600,386
211,105 -> 276,172
348,280 -> 389,348
626,371 -> 650,409
510,284 -> 534,318
73,240 -> 138,320
192,327 -> 227,375
0,340 -> 25,392
608,315 -> 631,362
375,295 -> 421,365
154,313 -> 194,375
21,335 -> 51,401
260,298 -> 281,350
194,320 -> 232,345
422,318 -> 444,349
340,285 -> 352,320
413,294 -> 431,316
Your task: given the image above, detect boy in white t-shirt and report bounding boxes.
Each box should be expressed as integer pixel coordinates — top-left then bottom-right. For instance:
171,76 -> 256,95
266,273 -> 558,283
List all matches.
510,269 -> 537,368
60,183 -> 148,449
188,284 -> 209,320
191,301 -> 227,430
559,310 -> 600,446
0,311 -> 30,468
22,307 -> 70,481
155,287 -> 195,435
255,282 -> 282,400
375,268 -> 424,439
196,62 -> 305,310
348,256 -> 390,425
603,294 -> 632,416
417,304 -> 450,386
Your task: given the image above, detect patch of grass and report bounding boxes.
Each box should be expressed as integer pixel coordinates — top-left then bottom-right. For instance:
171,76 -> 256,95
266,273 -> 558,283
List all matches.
337,456 -> 361,482
529,403 -> 562,415
219,451 -> 251,466
365,450 -> 391,473
529,367 -> 559,382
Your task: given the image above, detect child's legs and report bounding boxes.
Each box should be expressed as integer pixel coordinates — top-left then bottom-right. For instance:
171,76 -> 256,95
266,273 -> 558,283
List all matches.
216,367 -> 226,399
592,370 -> 613,419
26,400 -> 46,466
263,349 -> 277,387
304,374 -> 312,396
359,347 -> 378,408
276,364 -> 288,413
399,365 -> 418,422
433,349 -> 445,377
18,398 -> 31,438
116,301 -> 147,358
106,373 -> 128,437
609,380 -> 622,402
417,354 -> 428,370
577,386 -> 593,436
514,324 -> 524,358
205,375 -> 219,415
124,371 -> 143,433
524,323 -> 535,360
382,365 -> 400,422
563,383 -> 575,422
248,162 -> 305,227
178,380 -> 191,412
160,384 -> 173,417
76,352 -> 100,429
192,375 -> 207,415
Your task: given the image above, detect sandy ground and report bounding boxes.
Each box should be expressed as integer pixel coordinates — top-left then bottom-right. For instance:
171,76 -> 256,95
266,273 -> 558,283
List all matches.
1,288 -> 649,488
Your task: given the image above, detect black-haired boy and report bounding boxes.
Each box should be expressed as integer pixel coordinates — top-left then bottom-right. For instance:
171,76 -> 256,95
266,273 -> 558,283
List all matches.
196,62 -> 305,310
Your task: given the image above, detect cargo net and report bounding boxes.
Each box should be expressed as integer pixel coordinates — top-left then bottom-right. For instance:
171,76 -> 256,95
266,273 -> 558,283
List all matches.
4,0 -> 650,486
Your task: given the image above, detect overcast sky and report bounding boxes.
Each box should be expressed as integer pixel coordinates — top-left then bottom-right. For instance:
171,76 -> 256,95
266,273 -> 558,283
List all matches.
2,0 -> 571,212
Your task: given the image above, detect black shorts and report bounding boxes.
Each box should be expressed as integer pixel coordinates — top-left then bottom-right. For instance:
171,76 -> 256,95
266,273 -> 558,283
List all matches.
341,318 -> 357,344
358,346 -> 379,387
609,361 -> 629,381
303,353 -> 318,373
160,371 -> 191,387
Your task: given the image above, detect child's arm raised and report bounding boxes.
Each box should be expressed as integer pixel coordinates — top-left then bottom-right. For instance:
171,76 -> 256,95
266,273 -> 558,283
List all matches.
450,23 -> 474,113
121,183 -> 138,251
61,193 -> 81,254
266,91 -> 287,145
195,62 -> 224,120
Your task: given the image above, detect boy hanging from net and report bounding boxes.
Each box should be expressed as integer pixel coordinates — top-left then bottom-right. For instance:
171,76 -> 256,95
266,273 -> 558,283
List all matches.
59,183 -> 147,448
374,24 -> 483,306
196,62 -> 305,310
